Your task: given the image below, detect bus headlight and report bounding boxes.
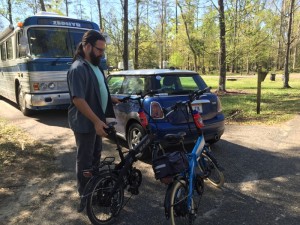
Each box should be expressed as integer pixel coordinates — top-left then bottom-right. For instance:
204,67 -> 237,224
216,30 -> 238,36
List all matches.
33,82 -> 56,91
48,82 -> 55,89
39,83 -> 47,90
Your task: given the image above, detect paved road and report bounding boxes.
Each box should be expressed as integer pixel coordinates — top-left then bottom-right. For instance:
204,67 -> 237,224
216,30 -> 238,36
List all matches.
0,98 -> 299,225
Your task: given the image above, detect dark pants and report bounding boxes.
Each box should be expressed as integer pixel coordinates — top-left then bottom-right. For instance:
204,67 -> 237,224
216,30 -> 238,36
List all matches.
74,131 -> 102,196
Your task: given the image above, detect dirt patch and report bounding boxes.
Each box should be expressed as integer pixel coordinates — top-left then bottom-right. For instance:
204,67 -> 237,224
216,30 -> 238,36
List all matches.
0,118 -> 57,224
214,89 -> 250,96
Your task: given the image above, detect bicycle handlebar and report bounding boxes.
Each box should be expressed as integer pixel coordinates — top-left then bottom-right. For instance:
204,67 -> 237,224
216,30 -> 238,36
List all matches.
104,122 -> 118,135
165,86 -> 211,112
189,86 -> 211,101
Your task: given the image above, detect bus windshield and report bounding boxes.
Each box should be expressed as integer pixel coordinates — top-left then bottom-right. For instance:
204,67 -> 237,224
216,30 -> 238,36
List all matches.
27,27 -> 86,58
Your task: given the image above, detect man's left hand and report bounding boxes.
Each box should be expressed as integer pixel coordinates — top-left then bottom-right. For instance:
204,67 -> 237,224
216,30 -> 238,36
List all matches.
111,96 -> 121,104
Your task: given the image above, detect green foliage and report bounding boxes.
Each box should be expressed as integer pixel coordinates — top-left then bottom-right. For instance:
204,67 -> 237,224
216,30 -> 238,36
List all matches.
203,74 -> 300,124
169,51 -> 185,68
1,0 -> 300,74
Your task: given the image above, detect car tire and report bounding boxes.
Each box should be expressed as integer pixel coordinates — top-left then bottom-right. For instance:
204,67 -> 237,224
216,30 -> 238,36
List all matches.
127,123 -> 150,160
17,85 -> 32,116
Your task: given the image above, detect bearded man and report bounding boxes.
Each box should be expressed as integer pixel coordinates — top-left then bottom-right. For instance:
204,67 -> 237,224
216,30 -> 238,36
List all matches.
67,30 -> 120,211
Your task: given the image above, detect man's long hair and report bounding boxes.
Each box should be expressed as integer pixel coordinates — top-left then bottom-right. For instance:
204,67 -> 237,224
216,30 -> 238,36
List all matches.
73,30 -> 106,62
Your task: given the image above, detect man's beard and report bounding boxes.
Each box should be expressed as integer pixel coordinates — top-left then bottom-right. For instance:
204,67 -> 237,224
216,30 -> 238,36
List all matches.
89,50 -> 101,66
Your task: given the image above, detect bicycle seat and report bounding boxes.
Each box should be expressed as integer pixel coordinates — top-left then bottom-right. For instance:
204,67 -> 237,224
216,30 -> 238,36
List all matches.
163,132 -> 186,145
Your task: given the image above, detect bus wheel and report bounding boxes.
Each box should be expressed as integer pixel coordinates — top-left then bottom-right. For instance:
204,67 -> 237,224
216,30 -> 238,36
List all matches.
17,86 -> 32,116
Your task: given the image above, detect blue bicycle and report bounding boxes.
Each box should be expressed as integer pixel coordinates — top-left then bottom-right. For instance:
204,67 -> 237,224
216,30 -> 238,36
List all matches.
153,87 -> 224,225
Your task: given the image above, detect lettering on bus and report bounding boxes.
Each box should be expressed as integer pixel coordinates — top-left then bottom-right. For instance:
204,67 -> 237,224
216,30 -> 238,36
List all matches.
52,21 -> 81,27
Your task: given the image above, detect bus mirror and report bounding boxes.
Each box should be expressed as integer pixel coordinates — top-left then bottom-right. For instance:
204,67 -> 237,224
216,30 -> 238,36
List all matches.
19,36 -> 29,55
101,32 -> 111,44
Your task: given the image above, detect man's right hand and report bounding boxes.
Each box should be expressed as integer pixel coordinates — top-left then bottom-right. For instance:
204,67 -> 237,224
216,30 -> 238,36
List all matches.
72,97 -> 109,137
94,120 -> 108,137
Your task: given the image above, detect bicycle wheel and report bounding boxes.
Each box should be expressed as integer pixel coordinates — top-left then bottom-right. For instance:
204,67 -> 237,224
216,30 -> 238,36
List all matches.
199,153 -> 224,188
86,173 -> 124,225
169,179 -> 196,225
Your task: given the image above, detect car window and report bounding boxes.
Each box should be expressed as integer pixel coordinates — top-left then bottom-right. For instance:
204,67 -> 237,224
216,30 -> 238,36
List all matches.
153,74 -> 207,93
178,76 -> 199,90
107,76 -> 124,94
122,76 -> 145,94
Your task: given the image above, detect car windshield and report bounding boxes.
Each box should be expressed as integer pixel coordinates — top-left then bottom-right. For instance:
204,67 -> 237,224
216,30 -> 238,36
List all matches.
108,74 -> 207,95
27,27 -> 86,58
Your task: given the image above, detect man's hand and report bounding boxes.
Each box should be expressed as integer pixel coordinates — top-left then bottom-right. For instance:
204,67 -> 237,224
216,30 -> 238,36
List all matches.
73,97 -> 109,137
111,96 -> 121,104
94,120 -> 108,137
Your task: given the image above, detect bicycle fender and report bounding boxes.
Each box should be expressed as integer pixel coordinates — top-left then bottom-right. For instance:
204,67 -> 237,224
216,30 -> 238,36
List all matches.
164,183 -> 173,219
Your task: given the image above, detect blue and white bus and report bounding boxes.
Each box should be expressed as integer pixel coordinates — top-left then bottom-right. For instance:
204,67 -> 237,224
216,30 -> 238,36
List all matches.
0,12 -> 108,115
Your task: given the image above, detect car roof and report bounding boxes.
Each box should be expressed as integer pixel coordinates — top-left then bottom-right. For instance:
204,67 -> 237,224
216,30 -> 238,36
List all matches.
109,69 -> 199,76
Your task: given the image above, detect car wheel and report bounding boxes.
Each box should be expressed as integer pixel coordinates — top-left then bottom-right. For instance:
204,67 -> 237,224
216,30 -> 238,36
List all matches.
127,123 -> 150,159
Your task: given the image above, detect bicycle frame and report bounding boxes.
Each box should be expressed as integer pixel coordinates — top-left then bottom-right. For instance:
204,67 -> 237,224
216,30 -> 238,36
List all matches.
81,91 -> 161,212
163,88 -> 209,219
185,133 -> 205,209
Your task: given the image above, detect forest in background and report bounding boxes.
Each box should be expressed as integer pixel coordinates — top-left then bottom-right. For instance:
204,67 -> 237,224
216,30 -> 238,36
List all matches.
1,0 -> 300,89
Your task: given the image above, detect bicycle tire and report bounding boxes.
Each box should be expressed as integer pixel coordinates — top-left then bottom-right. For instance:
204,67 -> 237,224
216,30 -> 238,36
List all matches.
169,179 -> 196,225
86,173 -> 124,225
199,153 -> 224,188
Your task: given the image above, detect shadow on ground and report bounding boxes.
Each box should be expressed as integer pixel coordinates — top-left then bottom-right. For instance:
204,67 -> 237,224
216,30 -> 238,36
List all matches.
4,138 -> 297,225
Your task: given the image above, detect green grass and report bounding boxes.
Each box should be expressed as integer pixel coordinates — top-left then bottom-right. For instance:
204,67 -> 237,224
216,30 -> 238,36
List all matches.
202,73 -> 300,124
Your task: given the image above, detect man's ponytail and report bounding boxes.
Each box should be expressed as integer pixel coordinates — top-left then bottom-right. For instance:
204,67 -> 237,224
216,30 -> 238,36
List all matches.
73,42 -> 85,62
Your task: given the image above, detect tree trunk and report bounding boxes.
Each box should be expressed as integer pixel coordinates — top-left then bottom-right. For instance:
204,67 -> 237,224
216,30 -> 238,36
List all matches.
277,0 -> 285,70
283,0 -> 295,88
218,0 -> 226,92
231,0 -> 238,73
8,0 -> 13,24
65,0 -> 69,16
276,39 -> 281,70
246,56 -> 250,75
292,45 -> 297,70
160,0 -> 165,69
97,0 -> 103,30
134,0 -> 140,69
123,0 -> 129,70
39,0 -> 46,11
175,0 -> 178,34
177,2 -> 198,70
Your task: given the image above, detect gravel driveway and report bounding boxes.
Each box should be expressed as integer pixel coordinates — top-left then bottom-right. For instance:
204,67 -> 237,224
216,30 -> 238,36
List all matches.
0,99 -> 299,225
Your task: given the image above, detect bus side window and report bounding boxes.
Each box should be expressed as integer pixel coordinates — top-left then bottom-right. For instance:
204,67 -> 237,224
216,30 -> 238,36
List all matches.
1,43 -> 6,61
6,38 -> 13,60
